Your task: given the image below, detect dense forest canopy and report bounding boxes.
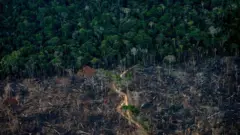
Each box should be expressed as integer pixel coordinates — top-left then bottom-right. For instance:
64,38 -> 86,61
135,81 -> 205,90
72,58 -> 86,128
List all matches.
0,0 -> 239,79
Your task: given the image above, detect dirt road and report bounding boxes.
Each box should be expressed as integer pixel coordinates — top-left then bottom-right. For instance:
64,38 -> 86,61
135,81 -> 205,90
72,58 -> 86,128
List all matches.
112,65 -> 148,135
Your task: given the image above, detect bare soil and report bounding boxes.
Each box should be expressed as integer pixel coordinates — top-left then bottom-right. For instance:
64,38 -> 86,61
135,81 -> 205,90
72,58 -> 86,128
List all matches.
0,56 -> 239,135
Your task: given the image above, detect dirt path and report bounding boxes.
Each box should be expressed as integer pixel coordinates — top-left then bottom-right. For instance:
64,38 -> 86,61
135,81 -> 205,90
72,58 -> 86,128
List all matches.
112,65 -> 148,135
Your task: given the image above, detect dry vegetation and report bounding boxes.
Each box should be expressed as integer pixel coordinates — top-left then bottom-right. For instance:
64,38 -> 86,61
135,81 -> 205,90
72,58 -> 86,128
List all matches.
0,68 -> 134,135
0,57 -> 239,135
126,56 -> 239,134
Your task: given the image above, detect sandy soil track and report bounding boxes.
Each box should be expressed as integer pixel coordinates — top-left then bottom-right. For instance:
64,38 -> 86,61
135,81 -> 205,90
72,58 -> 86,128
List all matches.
112,65 -> 148,135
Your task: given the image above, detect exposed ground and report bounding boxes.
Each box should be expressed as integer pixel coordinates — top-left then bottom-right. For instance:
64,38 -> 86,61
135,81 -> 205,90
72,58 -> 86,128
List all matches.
0,70 -> 133,135
0,56 -> 239,135
126,56 -> 240,134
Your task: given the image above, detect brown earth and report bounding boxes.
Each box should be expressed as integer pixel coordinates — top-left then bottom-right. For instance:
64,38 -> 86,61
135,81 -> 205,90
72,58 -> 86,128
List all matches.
0,56 -> 239,135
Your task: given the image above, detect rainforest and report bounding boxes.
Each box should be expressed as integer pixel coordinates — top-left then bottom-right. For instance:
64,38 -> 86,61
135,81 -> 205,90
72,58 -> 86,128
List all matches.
0,0 -> 239,78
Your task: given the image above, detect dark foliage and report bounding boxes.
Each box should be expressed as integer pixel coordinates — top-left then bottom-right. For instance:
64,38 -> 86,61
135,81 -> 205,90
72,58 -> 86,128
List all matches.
0,0 -> 239,79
